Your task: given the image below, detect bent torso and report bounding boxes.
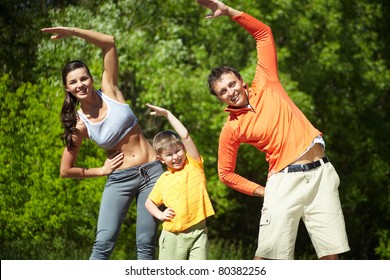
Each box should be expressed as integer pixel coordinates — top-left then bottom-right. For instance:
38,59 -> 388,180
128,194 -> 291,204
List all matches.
76,92 -> 157,170
291,143 -> 325,165
105,123 -> 157,169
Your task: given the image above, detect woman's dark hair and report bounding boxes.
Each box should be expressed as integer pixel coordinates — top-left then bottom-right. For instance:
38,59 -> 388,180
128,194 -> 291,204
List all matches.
60,60 -> 92,150
207,65 -> 242,96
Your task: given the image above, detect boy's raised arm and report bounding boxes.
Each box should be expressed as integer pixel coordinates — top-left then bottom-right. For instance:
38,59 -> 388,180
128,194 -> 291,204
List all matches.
146,103 -> 200,161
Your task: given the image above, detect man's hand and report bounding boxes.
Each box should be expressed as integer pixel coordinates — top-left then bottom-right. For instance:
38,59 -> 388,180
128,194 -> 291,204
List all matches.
196,0 -> 229,18
197,0 -> 242,19
253,186 -> 265,197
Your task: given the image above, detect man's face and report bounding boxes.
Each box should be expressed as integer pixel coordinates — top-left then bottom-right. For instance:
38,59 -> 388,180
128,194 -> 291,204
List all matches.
212,72 -> 248,108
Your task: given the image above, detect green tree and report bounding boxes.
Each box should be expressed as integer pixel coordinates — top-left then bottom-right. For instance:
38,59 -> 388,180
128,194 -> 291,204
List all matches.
1,0 -> 389,260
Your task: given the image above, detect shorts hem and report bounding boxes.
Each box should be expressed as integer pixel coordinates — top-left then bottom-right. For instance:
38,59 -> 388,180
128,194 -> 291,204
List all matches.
317,246 -> 351,259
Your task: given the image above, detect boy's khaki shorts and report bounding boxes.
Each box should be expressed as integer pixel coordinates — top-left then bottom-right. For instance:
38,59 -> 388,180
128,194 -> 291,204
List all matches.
159,220 -> 209,260
255,160 -> 350,259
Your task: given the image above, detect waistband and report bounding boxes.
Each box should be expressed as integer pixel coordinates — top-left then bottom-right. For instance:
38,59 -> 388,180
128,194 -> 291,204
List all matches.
110,160 -> 162,175
184,220 -> 206,232
280,156 -> 329,173
167,220 -> 207,234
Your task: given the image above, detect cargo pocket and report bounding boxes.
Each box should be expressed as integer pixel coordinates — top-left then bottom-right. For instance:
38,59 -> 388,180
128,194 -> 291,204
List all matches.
260,212 -> 271,226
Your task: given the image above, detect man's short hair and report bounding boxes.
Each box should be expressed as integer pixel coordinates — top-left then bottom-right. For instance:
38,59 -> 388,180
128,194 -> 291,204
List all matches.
207,66 -> 242,96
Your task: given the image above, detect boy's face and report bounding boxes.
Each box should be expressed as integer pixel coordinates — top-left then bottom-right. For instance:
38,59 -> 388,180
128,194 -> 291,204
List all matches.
212,72 -> 248,108
158,144 -> 186,170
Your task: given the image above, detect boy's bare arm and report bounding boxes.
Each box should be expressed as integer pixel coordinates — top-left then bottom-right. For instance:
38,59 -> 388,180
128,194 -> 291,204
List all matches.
146,103 -> 201,161
145,198 -> 175,221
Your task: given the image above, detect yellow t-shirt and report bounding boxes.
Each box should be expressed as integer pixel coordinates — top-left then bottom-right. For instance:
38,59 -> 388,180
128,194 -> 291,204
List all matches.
148,154 -> 215,232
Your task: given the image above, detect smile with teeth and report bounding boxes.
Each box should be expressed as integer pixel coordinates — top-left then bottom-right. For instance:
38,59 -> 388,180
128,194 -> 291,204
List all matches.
230,94 -> 239,102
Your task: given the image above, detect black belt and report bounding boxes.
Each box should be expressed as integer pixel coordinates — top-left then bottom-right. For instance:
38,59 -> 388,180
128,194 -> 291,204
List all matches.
281,156 -> 329,173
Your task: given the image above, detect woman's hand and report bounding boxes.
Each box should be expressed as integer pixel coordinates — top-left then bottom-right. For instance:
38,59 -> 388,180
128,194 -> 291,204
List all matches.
41,27 -> 75,40
101,152 -> 124,176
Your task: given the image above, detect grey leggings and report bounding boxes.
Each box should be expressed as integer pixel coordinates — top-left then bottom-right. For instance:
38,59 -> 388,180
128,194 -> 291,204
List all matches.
89,160 -> 164,260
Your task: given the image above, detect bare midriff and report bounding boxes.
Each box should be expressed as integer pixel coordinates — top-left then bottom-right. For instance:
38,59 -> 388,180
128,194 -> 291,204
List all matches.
291,143 -> 326,165
106,124 -> 157,169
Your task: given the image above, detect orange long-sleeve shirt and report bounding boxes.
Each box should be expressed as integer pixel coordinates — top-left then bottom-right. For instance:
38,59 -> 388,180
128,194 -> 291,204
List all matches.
218,12 -> 321,196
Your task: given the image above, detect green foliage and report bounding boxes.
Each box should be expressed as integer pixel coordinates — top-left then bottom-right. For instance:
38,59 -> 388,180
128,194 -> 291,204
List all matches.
1,0 -> 389,260
375,229 -> 390,259
0,74 -> 97,259
209,239 -> 256,260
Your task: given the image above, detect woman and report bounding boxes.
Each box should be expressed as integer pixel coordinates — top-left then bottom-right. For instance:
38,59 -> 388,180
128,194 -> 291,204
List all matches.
41,26 -> 163,260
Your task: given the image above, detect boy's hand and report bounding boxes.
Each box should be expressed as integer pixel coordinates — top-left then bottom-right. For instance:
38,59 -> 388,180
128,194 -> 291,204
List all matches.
160,207 -> 176,221
146,103 -> 169,118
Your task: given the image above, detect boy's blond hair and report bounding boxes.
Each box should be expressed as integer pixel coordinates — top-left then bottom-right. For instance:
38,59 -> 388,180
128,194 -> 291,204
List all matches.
152,130 -> 183,155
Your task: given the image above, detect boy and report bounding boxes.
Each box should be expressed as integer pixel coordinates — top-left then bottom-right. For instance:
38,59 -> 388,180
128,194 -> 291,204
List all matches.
145,103 -> 215,260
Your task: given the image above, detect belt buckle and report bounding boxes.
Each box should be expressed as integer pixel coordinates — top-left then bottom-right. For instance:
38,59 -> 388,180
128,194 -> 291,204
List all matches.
301,164 -> 309,172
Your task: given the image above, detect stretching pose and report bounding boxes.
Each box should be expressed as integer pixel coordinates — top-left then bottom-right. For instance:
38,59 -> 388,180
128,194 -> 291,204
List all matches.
197,0 -> 350,259
145,104 -> 215,260
41,26 -> 164,259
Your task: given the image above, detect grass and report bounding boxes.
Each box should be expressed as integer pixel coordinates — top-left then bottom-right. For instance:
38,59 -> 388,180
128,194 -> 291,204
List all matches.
1,238 -> 254,260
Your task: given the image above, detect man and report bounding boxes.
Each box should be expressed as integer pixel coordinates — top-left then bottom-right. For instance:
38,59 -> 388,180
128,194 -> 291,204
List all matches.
197,0 -> 350,260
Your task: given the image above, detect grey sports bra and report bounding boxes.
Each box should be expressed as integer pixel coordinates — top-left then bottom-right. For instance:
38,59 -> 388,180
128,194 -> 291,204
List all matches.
78,90 -> 138,150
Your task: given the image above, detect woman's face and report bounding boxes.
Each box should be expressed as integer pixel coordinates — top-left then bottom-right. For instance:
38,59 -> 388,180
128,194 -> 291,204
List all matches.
65,67 -> 93,99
